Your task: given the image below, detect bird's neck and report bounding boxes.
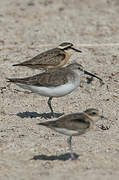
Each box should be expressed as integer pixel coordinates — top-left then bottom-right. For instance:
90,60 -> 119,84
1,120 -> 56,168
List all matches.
64,49 -> 72,57
83,113 -> 94,128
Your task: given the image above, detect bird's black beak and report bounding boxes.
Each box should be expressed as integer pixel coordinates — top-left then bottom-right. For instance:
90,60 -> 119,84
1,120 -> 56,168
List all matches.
100,115 -> 105,119
84,70 -> 103,81
100,115 -> 108,120
70,47 -> 82,53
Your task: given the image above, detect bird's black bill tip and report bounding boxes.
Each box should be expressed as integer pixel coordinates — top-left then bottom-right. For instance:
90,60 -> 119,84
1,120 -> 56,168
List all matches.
71,47 -> 82,53
101,115 -> 105,119
84,70 -> 103,82
100,115 -> 108,120
13,64 -> 18,66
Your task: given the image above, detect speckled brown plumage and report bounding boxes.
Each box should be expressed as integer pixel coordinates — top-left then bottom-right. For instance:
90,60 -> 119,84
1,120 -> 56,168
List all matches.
13,42 -> 82,70
13,48 -> 66,68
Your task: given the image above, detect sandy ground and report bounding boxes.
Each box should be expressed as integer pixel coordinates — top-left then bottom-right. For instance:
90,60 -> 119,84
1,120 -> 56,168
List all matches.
0,0 -> 119,179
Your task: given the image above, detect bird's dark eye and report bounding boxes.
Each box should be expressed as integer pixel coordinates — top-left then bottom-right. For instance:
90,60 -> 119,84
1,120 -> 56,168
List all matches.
78,67 -> 82,70
92,112 -> 96,115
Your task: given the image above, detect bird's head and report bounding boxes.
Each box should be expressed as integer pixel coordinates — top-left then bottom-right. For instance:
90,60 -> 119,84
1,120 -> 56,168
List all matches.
84,108 -> 106,122
58,42 -> 82,53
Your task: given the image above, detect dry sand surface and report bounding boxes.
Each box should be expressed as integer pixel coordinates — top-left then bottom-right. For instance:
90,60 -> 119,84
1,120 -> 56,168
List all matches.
0,0 -> 119,179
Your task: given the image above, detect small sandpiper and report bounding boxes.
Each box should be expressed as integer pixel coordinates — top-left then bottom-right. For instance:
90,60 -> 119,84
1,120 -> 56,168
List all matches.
8,63 -> 103,117
13,42 -> 82,70
38,108 -> 106,160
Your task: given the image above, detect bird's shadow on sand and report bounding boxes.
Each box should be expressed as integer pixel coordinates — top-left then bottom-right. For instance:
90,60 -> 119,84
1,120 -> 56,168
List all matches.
31,153 -> 79,161
16,111 -> 64,119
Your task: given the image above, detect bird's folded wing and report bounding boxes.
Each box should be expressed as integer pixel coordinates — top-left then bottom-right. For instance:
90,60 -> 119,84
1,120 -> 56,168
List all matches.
39,113 -> 90,131
7,69 -> 70,87
31,48 -> 65,66
13,48 -> 65,67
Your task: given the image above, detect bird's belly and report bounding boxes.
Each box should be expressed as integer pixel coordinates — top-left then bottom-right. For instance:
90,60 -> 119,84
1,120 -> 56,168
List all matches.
17,82 -> 80,97
54,128 -> 80,136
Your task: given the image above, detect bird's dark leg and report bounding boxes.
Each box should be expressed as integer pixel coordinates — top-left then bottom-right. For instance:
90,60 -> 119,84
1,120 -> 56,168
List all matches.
67,136 -> 75,160
47,97 -> 55,117
45,69 -> 49,73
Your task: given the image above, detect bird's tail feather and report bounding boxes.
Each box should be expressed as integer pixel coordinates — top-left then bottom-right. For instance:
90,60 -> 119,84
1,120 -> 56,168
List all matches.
13,62 -> 26,67
38,122 -> 48,126
7,78 -> 22,83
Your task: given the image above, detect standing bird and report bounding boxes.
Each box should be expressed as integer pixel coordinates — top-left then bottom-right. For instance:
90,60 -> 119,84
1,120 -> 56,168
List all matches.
38,108 -> 105,160
7,63 -> 103,117
13,42 -> 82,70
